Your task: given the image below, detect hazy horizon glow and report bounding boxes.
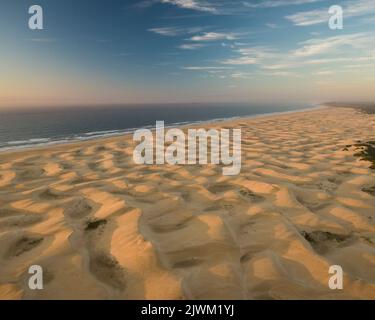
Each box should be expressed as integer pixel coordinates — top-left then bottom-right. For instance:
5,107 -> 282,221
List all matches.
1,0 -> 375,108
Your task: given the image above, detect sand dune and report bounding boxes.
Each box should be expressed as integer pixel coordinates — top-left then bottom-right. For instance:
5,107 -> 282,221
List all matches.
0,107 -> 374,300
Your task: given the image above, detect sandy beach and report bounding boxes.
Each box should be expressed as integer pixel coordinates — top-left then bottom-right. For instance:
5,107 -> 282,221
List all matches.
0,106 -> 374,300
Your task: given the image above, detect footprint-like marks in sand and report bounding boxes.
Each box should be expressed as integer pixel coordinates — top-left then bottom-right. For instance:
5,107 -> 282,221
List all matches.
207,183 -> 233,194
4,235 -> 44,259
64,198 -> 93,219
362,186 -> 375,197
172,257 -> 203,269
150,216 -> 194,234
238,189 -> 265,202
80,215 -> 127,292
0,214 -> 43,229
0,207 -> 43,229
295,195 -> 331,213
89,252 -> 126,291
17,168 -> 46,181
70,176 -> 95,186
207,183 -> 265,204
87,162 -> 102,171
0,208 -> 22,218
62,197 -> 128,293
303,179 -> 339,194
61,162 -> 73,170
240,252 -> 253,264
203,204 -> 222,212
39,188 -> 69,201
301,230 -> 354,255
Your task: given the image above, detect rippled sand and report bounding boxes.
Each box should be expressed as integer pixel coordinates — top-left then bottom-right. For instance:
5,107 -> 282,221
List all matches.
0,107 -> 374,300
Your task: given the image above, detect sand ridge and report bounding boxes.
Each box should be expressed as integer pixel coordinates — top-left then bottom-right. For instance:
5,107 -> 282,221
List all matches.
0,107 -> 374,300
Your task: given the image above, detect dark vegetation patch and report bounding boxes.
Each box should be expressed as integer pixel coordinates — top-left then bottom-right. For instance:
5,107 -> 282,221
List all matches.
301,231 -> 352,254
343,141 -> 375,169
85,219 -> 107,231
326,102 -> 375,114
207,183 -> 233,194
172,257 -> 202,269
96,146 -> 107,152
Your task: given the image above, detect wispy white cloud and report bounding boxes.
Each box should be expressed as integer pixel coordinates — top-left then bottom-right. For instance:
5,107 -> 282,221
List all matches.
286,10 -> 326,26
216,32 -> 375,81
160,0 -> 217,13
312,70 -> 334,75
179,43 -> 206,50
263,70 -> 300,77
264,55 -> 375,70
182,66 -> 233,70
143,1 -> 375,85
293,33 -> 372,57
134,0 -> 160,9
141,0 -> 324,15
221,46 -> 276,65
149,26 -> 204,36
231,72 -> 252,79
222,56 -> 259,65
244,0 -> 322,9
189,32 -> 238,41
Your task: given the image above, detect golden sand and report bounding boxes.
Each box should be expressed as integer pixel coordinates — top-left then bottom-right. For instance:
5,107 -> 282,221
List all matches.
0,107 -> 374,300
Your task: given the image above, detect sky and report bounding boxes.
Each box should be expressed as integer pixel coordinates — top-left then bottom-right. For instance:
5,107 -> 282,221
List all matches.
0,0 -> 375,108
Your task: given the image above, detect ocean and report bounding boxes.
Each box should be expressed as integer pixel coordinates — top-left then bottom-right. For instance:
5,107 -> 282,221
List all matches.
0,103 -> 314,151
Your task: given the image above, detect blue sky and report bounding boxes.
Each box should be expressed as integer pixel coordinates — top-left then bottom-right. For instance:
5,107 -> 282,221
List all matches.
1,0 -> 375,107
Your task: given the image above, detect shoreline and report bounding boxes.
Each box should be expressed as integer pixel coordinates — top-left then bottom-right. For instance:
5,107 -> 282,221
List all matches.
0,105 -> 324,156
